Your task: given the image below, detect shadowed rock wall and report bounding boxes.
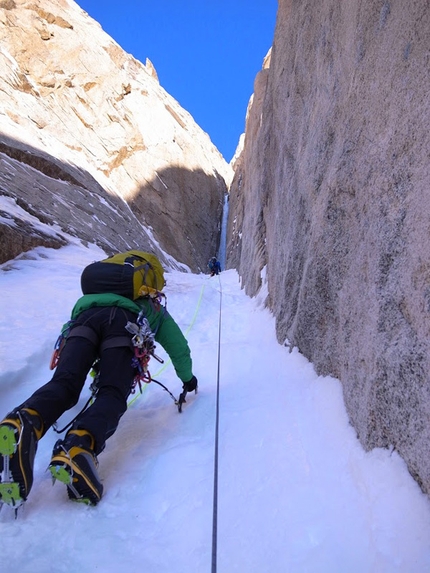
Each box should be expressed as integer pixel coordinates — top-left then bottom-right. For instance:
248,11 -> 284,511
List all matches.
228,0 -> 430,492
0,134 -> 223,271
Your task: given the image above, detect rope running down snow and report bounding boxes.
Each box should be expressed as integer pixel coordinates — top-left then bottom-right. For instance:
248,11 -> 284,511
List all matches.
211,273 -> 222,573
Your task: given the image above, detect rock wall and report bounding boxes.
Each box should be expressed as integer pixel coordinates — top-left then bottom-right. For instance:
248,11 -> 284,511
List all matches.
228,0 -> 430,493
0,0 -> 232,270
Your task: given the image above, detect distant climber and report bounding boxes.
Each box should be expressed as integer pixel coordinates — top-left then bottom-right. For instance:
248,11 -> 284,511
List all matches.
208,256 -> 221,276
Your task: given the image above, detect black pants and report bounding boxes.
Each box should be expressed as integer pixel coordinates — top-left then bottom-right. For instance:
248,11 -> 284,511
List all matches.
20,306 -> 137,454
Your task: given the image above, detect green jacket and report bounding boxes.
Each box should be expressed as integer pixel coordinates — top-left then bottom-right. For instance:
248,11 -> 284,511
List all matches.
70,293 -> 193,383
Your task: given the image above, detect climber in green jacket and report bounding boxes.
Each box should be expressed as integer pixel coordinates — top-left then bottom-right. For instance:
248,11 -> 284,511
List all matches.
70,291 -> 193,383
0,251 -> 198,511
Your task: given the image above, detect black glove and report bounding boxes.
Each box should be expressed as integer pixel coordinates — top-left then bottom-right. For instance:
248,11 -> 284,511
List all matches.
183,375 -> 198,393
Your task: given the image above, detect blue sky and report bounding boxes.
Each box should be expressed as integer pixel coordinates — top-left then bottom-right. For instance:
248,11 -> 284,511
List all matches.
76,0 -> 278,162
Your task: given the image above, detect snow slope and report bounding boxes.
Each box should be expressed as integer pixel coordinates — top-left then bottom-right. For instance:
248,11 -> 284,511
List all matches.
1,242 -> 430,573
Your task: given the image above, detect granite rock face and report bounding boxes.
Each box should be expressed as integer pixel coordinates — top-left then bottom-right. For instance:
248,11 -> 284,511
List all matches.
228,0 -> 430,493
0,0 -> 232,270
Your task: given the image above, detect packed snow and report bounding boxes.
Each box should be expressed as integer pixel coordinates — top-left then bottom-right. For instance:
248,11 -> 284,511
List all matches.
1,240 -> 430,573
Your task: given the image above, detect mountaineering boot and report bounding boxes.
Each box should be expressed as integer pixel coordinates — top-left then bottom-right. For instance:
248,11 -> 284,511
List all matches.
0,408 -> 44,509
49,429 -> 103,505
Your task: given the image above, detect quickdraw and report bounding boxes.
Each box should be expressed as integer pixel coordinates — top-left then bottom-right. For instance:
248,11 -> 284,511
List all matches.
125,311 -> 164,393
125,312 -> 195,412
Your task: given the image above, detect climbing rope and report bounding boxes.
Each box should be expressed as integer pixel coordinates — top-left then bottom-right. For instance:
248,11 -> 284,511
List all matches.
211,273 -> 223,573
126,271 -> 224,568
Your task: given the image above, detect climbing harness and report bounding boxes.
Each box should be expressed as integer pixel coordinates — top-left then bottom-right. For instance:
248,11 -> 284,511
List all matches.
51,284 -> 206,434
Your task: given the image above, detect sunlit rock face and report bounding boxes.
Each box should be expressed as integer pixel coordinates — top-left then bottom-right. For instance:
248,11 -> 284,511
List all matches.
228,0 -> 430,493
0,0 -> 232,270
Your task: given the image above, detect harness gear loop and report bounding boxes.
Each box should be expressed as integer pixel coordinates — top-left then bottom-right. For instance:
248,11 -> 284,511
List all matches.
125,311 -> 165,394
49,320 -> 76,370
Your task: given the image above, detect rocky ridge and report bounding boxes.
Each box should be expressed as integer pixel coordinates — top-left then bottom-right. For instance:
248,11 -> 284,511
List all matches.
0,0 -> 232,270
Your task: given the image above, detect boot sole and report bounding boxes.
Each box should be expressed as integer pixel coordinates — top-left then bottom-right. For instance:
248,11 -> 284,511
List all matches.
49,464 -> 92,505
0,424 -> 18,456
0,425 -> 24,508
